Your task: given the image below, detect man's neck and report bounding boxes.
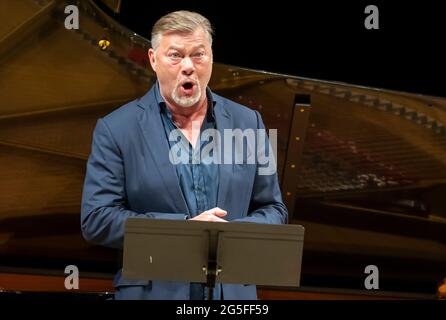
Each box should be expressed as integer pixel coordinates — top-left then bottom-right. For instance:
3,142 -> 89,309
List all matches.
164,96 -> 208,128
163,96 -> 208,148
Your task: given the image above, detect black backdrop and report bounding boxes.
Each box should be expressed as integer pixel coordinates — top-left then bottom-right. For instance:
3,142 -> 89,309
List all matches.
107,0 -> 445,97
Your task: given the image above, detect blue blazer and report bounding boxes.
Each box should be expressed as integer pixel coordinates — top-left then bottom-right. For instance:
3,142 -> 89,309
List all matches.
81,85 -> 288,299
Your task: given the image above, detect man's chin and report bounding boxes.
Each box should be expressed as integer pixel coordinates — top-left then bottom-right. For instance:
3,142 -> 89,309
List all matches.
175,99 -> 198,108
172,94 -> 201,108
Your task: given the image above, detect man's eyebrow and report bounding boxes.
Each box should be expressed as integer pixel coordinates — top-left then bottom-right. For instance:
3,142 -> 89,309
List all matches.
167,45 -> 184,50
192,44 -> 206,50
166,44 -> 206,51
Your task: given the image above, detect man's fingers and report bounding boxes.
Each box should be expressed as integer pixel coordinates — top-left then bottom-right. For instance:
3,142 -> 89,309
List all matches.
207,207 -> 227,216
207,218 -> 228,223
210,216 -> 228,222
190,215 -> 228,222
213,211 -> 227,217
189,208 -> 228,222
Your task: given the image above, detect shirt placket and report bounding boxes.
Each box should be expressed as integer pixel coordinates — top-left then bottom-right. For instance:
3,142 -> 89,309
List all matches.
192,144 -> 207,213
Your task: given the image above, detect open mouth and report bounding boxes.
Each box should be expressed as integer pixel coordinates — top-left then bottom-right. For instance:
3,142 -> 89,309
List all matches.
182,82 -> 194,90
180,81 -> 195,95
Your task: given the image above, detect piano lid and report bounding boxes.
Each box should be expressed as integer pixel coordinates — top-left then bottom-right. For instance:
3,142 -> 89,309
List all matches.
0,0 -> 445,295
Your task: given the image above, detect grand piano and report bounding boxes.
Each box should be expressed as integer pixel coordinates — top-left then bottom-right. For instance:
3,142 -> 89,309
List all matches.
1,0 -> 445,299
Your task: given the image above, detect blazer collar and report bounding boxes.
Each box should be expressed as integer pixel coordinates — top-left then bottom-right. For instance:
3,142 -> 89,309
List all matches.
136,86 -> 188,214
136,82 -> 229,119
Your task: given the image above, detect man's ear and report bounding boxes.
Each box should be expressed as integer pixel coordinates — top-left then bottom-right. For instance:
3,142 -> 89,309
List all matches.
148,48 -> 156,72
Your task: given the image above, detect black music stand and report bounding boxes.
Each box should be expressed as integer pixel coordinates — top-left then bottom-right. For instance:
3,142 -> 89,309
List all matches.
122,218 -> 305,300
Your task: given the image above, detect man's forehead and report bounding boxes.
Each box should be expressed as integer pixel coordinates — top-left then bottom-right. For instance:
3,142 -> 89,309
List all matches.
160,29 -> 209,47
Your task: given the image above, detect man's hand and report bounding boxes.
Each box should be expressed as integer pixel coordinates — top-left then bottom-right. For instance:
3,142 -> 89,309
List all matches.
190,207 -> 228,222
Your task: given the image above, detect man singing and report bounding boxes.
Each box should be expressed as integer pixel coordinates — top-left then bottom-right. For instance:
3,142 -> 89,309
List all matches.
81,10 -> 287,300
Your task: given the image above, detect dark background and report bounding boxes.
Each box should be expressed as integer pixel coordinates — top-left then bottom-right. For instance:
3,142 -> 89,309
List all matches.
106,1 -> 444,97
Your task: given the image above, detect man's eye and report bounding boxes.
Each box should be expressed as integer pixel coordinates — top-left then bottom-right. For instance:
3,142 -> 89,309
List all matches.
169,52 -> 181,59
193,52 -> 205,59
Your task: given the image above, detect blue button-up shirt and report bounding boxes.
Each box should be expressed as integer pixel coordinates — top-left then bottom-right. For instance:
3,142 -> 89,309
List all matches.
154,82 -> 222,299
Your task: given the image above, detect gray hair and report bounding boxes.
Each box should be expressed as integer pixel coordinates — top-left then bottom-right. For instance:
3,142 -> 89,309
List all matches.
150,10 -> 213,51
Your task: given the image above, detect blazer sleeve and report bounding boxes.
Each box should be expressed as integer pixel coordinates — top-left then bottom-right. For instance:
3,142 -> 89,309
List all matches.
81,119 -> 187,249
231,111 -> 288,225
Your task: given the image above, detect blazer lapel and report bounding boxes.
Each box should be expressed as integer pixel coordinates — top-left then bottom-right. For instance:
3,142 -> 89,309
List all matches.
136,92 -> 189,214
214,100 -> 233,214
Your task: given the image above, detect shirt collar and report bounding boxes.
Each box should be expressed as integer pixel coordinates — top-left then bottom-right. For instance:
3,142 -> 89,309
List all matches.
155,81 -> 216,122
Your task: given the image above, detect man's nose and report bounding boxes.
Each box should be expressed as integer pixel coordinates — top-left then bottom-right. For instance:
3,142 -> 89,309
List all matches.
181,57 -> 195,76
